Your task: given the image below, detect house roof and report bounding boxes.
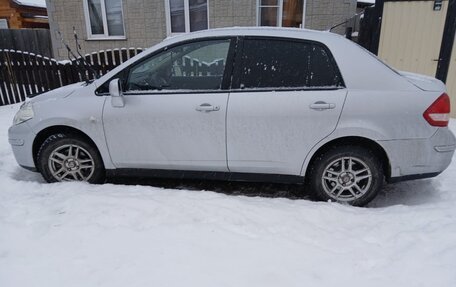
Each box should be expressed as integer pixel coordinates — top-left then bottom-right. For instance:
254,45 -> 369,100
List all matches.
13,0 -> 46,8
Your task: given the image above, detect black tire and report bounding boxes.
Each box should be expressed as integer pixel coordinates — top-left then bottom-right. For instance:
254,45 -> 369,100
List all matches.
307,145 -> 383,207
37,133 -> 105,184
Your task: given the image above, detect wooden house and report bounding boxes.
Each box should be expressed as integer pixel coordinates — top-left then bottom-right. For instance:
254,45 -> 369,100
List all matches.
0,0 -> 48,29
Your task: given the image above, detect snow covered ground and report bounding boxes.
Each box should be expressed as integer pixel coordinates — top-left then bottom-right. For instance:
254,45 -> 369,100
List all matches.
1,103 -> 455,287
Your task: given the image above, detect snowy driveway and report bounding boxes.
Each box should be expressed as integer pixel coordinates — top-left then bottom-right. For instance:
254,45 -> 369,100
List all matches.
1,104 -> 455,287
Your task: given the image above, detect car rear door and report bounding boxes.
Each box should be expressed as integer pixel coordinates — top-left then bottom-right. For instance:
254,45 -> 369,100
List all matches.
226,37 -> 347,176
102,38 -> 235,172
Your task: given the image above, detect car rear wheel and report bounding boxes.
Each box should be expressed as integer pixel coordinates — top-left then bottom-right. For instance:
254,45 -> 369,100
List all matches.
37,133 -> 105,183
308,145 -> 383,206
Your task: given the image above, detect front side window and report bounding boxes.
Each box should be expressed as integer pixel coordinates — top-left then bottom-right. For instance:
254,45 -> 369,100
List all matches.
126,39 -> 231,92
167,0 -> 209,34
258,0 -> 304,28
237,39 -> 343,89
84,0 -> 125,39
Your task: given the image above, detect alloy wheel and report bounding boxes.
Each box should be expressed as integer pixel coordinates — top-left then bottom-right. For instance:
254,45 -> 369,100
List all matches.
48,144 -> 95,181
321,156 -> 373,202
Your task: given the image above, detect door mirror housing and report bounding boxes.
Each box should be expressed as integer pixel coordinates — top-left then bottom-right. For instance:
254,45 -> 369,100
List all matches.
109,78 -> 125,108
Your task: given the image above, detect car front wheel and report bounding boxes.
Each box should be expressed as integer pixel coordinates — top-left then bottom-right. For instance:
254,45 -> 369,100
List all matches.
37,133 -> 105,183
308,145 -> 383,206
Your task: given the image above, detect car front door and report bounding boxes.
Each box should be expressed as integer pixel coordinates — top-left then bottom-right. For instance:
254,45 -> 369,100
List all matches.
227,37 -> 347,176
102,38 -> 235,171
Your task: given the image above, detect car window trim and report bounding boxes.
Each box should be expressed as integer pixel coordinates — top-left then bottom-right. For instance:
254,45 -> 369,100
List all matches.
95,36 -> 238,96
228,86 -> 346,93
231,36 -> 346,91
115,85 -> 346,96
121,90 -> 234,96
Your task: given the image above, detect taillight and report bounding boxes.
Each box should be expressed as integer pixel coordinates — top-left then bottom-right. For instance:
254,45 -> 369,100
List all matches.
423,93 -> 450,127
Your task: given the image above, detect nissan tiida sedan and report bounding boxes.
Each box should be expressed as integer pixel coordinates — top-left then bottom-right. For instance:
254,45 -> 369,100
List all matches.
8,28 -> 455,206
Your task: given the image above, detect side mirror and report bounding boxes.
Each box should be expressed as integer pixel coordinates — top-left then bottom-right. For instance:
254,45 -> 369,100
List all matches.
109,79 -> 125,108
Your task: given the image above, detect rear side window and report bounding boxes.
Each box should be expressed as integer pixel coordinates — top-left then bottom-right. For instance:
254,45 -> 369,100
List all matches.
237,38 -> 343,89
309,45 -> 342,87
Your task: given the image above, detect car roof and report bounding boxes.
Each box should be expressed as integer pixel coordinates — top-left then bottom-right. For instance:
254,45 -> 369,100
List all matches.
96,27 -> 418,92
162,26 -> 343,44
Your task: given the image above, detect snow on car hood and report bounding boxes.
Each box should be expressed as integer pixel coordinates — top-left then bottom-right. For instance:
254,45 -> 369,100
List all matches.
399,71 -> 446,92
28,82 -> 87,104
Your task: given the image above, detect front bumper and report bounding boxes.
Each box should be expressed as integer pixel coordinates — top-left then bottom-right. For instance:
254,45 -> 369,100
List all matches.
381,127 -> 456,181
8,122 -> 37,171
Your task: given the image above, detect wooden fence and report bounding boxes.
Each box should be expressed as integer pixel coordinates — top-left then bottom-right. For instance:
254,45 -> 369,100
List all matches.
0,48 -> 144,106
0,47 -> 229,106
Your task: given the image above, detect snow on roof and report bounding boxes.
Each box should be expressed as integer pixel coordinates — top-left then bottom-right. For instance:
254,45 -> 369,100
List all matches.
14,0 -> 46,8
358,0 -> 375,4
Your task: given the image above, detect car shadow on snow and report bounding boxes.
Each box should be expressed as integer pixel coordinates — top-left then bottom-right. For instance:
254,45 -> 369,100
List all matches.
108,176 -> 442,208
107,176 -> 309,200
10,167 -> 441,207
369,178 -> 441,207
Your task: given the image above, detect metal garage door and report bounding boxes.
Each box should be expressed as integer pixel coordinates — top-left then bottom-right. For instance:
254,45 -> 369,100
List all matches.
378,0 -> 449,77
447,35 -> 456,110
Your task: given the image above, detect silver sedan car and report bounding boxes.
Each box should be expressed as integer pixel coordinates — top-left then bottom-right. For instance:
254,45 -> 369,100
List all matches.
8,28 -> 456,206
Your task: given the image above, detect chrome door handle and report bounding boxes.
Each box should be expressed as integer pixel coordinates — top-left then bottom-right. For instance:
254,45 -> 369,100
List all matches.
309,101 -> 336,111
196,103 -> 220,112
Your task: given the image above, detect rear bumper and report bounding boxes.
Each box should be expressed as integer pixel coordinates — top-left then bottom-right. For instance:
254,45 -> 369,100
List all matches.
380,127 -> 455,181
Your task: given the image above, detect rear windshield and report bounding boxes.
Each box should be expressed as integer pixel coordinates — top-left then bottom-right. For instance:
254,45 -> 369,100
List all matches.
354,42 -> 401,75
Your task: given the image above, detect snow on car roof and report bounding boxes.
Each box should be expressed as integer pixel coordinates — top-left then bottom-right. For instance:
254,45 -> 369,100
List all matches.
97,26 -> 417,93
163,26 -> 343,45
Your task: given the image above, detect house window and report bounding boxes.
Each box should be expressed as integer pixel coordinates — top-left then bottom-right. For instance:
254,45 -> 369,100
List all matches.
0,19 -> 8,29
166,0 -> 209,35
258,0 -> 304,28
83,0 -> 125,39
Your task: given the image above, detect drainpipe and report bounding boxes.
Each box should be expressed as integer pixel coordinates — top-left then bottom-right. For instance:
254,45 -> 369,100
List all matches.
302,0 -> 307,28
